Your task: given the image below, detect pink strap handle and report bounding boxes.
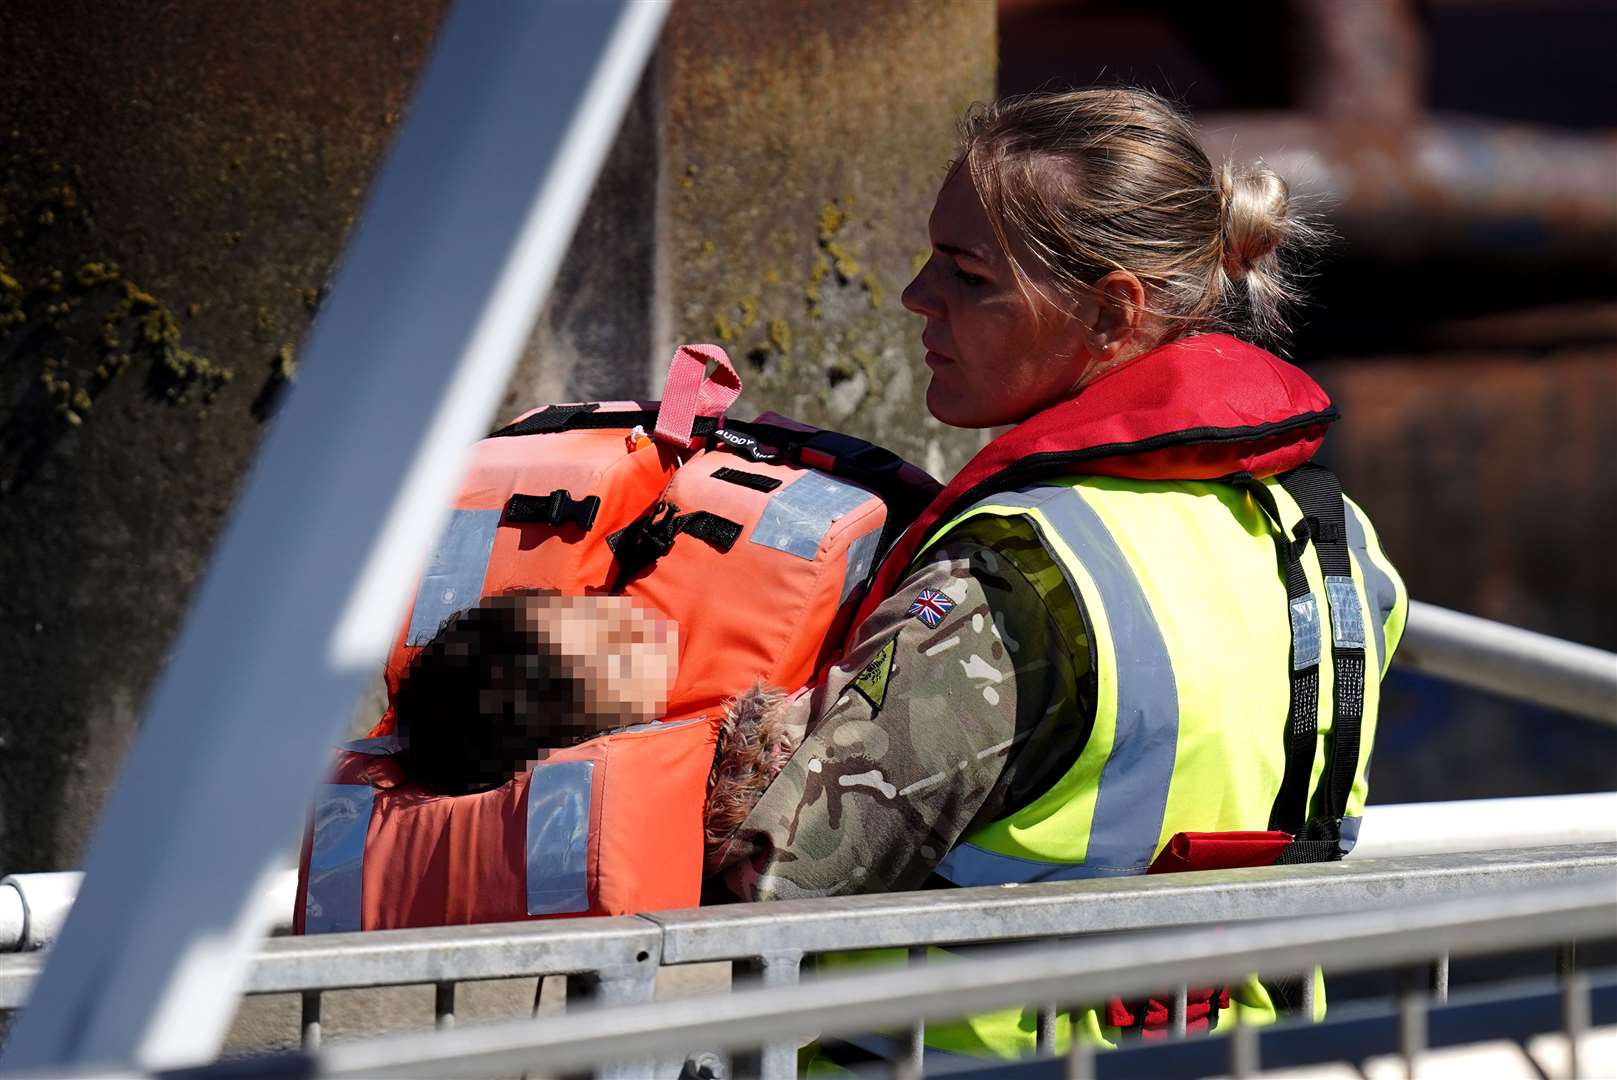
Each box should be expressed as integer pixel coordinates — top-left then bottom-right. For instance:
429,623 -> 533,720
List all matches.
654,344 -> 742,448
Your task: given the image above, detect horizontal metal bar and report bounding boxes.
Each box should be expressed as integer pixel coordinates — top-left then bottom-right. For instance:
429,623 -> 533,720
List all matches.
1395,600 -> 1617,724
651,845 -> 1616,964
8,805 -> 1609,954
244,915 -> 661,995
0,847 -> 1608,1011
301,877 -> 1617,1078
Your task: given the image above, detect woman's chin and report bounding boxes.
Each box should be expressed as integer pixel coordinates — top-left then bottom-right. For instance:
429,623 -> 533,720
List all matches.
926,379 -> 996,429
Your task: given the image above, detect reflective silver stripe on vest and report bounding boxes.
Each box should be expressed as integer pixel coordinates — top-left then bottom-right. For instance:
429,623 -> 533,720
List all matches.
934,485 -> 1179,884
526,760 -> 594,916
305,784 -> 375,934
1338,813 -> 1363,853
1324,575 -> 1367,651
1343,503 -> 1396,673
406,508 -> 502,645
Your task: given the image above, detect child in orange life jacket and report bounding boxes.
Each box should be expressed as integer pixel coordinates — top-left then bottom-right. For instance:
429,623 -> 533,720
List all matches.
394,590 -> 800,853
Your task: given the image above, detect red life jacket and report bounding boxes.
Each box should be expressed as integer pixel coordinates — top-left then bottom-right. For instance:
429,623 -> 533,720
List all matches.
850,332 -> 1336,632
294,347 -> 940,933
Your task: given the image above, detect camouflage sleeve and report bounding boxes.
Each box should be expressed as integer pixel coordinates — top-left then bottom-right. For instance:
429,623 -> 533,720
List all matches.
708,526 -> 1083,901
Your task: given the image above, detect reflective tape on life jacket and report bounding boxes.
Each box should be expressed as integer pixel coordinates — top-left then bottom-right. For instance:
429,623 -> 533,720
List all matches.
525,760 -> 593,916
304,784 -> 374,934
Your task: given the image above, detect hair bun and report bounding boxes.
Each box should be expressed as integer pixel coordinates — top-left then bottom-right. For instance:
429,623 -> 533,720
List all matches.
1218,161 -> 1291,281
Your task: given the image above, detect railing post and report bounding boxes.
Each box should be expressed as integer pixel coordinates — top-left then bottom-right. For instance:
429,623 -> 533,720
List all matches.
1036,1002 -> 1058,1054
1397,966 -> 1427,1074
300,990 -> 322,1050
567,962 -> 661,1080
435,981 -> 456,1030
729,951 -> 803,1080
1429,954 -> 1449,1002
1558,941 -> 1586,1079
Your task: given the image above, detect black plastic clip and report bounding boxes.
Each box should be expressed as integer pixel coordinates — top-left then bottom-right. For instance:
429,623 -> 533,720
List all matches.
505,489 -> 601,531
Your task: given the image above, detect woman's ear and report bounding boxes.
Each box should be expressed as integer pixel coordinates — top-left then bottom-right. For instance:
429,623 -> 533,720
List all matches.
1088,270 -> 1146,358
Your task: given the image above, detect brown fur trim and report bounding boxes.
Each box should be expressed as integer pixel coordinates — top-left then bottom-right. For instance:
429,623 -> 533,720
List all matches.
705,682 -> 796,867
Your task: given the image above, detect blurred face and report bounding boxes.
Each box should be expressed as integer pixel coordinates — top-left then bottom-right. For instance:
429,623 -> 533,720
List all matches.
518,593 -> 677,728
901,167 -> 1093,428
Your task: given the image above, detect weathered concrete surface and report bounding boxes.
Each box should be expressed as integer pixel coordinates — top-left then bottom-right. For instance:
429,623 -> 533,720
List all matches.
0,1 -> 451,872
660,0 -> 997,481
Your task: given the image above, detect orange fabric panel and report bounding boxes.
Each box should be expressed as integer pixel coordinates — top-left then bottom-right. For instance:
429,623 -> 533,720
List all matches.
306,719 -> 716,931
626,455 -> 887,721
593,718 -> 718,914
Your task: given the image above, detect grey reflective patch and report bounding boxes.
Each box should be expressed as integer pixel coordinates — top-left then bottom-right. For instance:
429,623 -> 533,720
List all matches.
1338,814 -> 1363,854
1290,595 -> 1322,670
406,508 -> 501,645
526,760 -> 594,916
339,736 -> 405,756
839,527 -> 882,606
750,471 -> 873,561
1344,503 -> 1395,672
305,784 -> 374,934
1325,575 -> 1367,650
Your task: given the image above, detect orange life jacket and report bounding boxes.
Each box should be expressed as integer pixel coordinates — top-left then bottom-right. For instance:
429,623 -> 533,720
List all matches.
294,346 -> 938,933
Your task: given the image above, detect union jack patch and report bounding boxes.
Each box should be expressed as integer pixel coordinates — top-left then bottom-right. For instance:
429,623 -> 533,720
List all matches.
908,588 -> 955,628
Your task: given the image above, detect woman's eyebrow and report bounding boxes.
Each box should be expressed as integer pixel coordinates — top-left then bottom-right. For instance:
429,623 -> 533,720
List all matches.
936,241 -> 992,263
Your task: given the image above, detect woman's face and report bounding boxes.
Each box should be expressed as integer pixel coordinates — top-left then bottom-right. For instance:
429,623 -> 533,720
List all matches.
901,167 -> 1093,428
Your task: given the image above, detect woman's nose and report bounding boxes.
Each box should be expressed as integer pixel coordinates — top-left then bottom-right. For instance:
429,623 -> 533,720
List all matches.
901,260 -> 943,320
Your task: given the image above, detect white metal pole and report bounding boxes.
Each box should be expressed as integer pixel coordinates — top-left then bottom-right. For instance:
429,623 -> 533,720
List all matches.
1396,600 -> 1617,725
0,1 -> 669,1071
1351,793 -> 1617,859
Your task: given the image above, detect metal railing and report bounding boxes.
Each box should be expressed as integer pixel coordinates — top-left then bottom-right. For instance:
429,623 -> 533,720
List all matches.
6,792 -> 1613,956
147,872 -> 1617,1080
4,845 -> 1611,1077
1397,600 -> 1617,725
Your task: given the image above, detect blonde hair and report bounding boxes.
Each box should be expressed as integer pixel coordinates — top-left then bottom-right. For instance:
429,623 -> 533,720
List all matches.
959,88 -> 1323,351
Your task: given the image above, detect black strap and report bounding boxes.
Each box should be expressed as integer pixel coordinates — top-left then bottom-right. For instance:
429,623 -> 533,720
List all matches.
488,402 -> 606,437
608,502 -> 744,587
1241,477 -> 1322,839
490,407 -> 727,441
712,466 -> 781,492
504,489 -> 601,531
1280,465 -> 1367,839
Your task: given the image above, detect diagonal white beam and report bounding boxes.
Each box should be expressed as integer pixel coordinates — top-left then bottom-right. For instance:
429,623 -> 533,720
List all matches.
0,0 -> 668,1070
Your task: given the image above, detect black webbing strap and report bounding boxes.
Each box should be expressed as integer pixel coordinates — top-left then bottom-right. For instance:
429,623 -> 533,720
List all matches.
712,466 -> 781,492
489,407 -> 724,441
503,489 -> 601,531
1241,478 -> 1322,839
488,402 -> 605,437
1280,465 -> 1367,843
607,502 -> 744,587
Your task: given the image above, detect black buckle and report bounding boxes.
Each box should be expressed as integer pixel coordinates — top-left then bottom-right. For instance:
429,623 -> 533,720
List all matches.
505,489 -> 601,530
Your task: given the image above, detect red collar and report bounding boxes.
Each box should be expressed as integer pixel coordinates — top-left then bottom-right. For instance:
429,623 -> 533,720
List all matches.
853,334 -> 1336,628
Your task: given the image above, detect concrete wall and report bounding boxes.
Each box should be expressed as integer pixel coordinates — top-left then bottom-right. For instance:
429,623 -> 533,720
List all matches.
0,1 -> 997,871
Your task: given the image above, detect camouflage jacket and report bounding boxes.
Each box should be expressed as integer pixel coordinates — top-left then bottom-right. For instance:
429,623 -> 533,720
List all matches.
707,515 -> 1097,901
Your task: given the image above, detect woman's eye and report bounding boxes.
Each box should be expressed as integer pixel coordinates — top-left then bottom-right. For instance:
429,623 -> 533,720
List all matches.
952,267 -> 985,287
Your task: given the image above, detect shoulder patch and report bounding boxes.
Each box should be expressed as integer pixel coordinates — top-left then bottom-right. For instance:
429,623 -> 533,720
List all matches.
908,588 -> 955,628
851,638 -> 896,711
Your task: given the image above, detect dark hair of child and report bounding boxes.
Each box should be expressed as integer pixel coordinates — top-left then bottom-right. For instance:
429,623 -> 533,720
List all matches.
394,593 -> 585,796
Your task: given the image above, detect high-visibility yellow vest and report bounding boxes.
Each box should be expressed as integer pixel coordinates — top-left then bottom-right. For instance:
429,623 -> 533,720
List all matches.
821,474 -> 1407,1065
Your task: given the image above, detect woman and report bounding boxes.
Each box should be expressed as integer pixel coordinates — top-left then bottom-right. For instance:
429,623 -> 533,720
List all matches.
703,88 -> 1408,1054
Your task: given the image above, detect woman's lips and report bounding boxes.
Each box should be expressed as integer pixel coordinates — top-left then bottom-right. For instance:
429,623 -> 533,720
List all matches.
924,350 -> 953,368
